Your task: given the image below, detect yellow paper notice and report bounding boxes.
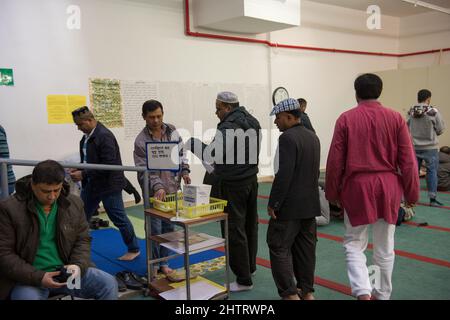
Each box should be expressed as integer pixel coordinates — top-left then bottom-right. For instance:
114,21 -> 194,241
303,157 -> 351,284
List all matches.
47,95 -> 86,124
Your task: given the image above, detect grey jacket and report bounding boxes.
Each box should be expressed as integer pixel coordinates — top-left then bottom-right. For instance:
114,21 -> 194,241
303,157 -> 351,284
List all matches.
407,105 -> 445,150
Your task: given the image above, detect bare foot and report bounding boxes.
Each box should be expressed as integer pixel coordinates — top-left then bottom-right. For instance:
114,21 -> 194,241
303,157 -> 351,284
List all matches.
160,266 -> 174,275
118,251 -> 140,261
357,294 -> 371,300
302,292 -> 315,300
282,294 -> 301,300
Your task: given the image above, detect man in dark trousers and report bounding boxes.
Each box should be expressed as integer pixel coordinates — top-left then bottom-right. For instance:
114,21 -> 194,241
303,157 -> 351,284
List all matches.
267,98 -> 321,300
70,106 -> 140,261
190,92 -> 261,292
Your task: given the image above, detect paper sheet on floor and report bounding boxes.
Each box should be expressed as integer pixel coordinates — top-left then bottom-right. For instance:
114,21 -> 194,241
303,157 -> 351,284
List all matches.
159,279 -> 224,300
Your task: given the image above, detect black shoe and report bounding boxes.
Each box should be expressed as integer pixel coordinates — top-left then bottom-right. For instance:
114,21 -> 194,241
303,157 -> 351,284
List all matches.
115,275 -> 127,292
90,217 -> 109,229
430,198 -> 444,207
115,271 -> 144,290
89,217 -> 100,230
133,191 -> 142,204
98,219 -> 110,228
129,273 -> 147,286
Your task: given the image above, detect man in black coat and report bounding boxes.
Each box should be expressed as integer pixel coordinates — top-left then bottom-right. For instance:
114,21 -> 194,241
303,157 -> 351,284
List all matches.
267,98 -> 321,300
297,98 -> 315,133
70,106 -> 140,261
189,92 -> 261,292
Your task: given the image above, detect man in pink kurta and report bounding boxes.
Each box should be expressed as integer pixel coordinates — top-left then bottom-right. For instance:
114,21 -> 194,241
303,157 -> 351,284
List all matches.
325,74 -> 419,300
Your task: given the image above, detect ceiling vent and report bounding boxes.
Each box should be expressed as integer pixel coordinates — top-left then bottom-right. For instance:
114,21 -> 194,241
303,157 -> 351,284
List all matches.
193,0 -> 301,34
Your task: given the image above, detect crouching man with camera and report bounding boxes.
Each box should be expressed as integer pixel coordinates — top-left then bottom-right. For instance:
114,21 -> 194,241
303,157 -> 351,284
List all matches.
0,160 -> 118,300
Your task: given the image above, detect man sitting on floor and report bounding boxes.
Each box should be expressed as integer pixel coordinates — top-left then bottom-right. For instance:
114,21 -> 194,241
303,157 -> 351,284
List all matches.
438,146 -> 450,191
0,160 -> 117,300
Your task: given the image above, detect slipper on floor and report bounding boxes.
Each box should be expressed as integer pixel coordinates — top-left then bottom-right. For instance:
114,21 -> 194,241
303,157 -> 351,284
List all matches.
166,271 -> 197,283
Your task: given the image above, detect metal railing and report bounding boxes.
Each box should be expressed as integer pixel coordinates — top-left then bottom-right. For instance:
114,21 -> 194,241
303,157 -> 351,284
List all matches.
0,158 -> 150,209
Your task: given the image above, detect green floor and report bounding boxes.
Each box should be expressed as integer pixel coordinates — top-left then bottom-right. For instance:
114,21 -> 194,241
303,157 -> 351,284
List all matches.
107,179 -> 450,300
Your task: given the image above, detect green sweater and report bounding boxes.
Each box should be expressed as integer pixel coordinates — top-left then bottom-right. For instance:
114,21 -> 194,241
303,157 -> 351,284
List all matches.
32,202 -> 64,271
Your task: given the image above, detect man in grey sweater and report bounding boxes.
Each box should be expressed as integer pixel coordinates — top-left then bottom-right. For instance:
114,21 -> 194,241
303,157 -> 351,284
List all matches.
407,89 -> 446,206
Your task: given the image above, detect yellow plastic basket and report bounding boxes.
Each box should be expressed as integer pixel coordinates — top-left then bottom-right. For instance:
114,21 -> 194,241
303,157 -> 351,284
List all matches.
180,197 -> 228,219
150,193 -> 227,218
150,192 -> 184,213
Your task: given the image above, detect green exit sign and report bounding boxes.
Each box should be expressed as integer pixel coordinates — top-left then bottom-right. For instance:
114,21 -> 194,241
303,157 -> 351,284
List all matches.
0,69 -> 14,86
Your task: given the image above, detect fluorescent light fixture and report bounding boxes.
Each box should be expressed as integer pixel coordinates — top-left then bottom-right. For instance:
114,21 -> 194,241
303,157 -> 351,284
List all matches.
400,0 -> 450,15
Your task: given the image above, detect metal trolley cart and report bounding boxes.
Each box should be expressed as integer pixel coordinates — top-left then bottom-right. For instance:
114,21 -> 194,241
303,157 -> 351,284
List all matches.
143,207 -> 230,300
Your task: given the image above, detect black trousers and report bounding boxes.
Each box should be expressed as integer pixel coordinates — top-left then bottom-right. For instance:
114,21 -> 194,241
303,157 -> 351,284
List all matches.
216,176 -> 259,286
267,217 -> 317,297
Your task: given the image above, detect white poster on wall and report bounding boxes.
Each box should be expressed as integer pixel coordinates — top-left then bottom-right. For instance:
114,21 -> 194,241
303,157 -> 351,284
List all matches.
121,80 -> 158,140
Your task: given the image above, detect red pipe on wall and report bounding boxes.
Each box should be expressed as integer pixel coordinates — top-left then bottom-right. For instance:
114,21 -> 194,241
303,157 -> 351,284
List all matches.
184,0 -> 450,58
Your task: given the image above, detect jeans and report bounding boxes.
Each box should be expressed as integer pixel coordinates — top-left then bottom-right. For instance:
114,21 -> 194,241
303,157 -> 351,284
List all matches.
81,188 -> 140,253
343,214 -> 396,300
415,149 -> 439,199
150,217 -> 174,268
10,267 -> 118,300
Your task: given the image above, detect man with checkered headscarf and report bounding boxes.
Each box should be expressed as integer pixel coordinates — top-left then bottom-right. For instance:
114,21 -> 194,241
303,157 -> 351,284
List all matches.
267,98 -> 321,300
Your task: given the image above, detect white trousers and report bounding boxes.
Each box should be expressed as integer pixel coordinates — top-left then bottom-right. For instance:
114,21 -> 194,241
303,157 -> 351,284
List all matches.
343,214 -> 396,300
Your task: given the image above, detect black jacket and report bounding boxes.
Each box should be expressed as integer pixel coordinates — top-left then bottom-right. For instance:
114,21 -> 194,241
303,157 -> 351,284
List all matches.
300,112 -> 315,133
79,122 -> 126,196
269,124 -> 321,220
0,176 -> 92,300
210,106 -> 261,181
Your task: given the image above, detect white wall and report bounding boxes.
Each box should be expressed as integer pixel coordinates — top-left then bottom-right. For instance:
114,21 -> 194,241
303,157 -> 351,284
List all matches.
1,0 -> 448,203
377,65 -> 450,147
270,0 -> 400,166
399,11 -> 450,69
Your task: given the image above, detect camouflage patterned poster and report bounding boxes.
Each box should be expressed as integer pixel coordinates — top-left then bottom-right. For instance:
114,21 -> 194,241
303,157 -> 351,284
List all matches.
89,78 -> 123,127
